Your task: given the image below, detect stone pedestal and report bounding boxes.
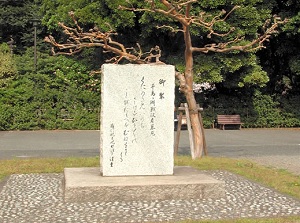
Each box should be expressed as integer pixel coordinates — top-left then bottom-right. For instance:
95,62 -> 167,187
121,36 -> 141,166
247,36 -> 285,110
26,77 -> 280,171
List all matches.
64,166 -> 225,203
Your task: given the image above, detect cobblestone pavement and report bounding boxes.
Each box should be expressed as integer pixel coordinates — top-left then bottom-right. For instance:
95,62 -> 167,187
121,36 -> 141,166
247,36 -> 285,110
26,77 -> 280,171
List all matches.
0,171 -> 300,223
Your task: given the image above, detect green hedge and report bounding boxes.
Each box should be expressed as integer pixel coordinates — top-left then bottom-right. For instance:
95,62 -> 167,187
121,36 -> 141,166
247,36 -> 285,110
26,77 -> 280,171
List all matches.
199,90 -> 300,128
1,47 -> 299,130
0,52 -> 100,130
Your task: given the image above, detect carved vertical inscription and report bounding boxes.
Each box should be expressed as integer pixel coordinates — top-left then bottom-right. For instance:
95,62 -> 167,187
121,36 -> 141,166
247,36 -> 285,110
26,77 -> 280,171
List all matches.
101,64 -> 175,176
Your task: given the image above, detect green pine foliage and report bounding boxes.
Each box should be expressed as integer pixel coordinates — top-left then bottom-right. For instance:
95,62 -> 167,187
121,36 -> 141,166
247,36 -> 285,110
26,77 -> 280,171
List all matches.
0,0 -> 41,53
0,43 -> 17,88
41,0 -> 136,31
0,49 -> 100,130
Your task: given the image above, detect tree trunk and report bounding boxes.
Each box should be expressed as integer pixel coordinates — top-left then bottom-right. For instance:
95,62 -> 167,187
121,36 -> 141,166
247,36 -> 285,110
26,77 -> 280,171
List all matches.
185,91 -> 204,159
183,4 -> 204,159
183,71 -> 204,159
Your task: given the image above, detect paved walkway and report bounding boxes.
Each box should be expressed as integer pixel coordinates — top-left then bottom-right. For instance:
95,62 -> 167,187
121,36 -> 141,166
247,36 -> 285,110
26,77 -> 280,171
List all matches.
0,171 -> 299,223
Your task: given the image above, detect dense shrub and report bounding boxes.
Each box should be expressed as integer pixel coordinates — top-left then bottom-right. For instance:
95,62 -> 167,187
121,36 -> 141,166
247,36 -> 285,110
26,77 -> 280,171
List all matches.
0,51 -> 100,130
252,91 -> 283,127
197,90 -> 300,128
1,48 -> 299,130
0,43 -> 17,89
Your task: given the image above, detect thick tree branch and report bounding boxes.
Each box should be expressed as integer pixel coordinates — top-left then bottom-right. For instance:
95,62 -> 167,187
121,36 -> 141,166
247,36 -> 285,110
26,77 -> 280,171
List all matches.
44,12 -> 163,64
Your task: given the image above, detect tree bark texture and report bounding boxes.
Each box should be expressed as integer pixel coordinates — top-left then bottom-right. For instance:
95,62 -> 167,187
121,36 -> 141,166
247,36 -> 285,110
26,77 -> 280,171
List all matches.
182,4 -> 204,159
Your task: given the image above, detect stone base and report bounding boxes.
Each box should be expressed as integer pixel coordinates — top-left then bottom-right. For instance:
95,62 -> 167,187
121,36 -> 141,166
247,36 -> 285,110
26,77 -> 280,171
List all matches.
64,166 -> 225,203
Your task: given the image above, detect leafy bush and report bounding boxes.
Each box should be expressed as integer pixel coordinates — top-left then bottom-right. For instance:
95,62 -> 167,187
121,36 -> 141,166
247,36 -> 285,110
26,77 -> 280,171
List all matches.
1,47 -> 299,130
0,50 -> 100,130
252,91 -> 282,127
198,90 -> 300,128
0,43 -> 17,88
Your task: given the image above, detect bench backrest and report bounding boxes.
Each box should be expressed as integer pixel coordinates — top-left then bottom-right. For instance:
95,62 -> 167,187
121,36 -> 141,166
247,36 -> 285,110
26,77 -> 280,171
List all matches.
217,115 -> 241,123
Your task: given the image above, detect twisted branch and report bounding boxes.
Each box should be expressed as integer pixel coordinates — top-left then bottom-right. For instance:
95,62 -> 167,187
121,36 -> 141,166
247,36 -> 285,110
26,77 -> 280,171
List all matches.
44,12 -> 163,64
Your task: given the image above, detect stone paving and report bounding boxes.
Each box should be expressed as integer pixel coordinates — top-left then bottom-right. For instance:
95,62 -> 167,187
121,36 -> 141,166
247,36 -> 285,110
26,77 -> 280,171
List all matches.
0,170 -> 300,223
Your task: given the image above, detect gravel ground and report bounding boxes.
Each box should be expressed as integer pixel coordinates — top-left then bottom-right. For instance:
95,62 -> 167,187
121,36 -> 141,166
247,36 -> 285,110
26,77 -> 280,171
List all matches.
0,171 -> 299,223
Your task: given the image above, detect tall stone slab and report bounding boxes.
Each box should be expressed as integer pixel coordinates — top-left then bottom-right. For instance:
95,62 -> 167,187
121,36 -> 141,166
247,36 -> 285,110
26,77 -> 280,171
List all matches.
100,64 -> 175,176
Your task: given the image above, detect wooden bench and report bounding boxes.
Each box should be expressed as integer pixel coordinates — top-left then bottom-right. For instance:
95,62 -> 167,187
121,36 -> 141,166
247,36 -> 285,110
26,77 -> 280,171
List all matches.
217,115 -> 243,130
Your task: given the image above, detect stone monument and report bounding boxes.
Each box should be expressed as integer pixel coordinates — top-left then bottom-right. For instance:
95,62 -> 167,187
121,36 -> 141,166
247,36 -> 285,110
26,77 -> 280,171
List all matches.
64,64 -> 225,202
100,64 -> 175,176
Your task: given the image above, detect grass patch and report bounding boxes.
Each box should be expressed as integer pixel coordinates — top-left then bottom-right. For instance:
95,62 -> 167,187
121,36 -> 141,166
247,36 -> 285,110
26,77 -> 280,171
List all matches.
175,156 -> 300,200
0,156 -> 299,223
0,156 -> 99,181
